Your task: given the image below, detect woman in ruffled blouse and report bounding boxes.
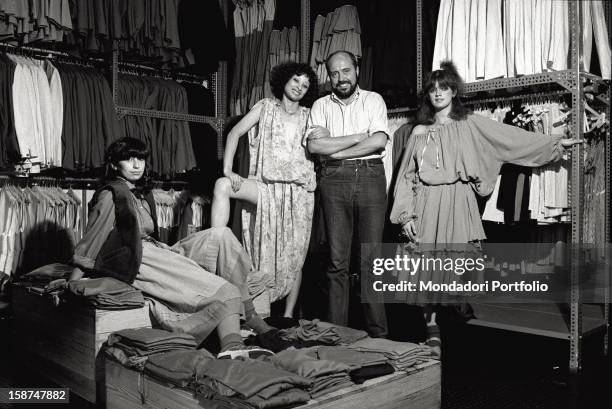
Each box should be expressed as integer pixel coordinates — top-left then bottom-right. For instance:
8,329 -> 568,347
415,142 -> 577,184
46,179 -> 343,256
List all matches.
211,62 -> 318,318
390,61 -> 581,356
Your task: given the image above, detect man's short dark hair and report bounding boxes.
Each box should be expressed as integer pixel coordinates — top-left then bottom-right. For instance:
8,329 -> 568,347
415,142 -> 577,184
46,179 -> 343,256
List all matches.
325,50 -> 359,72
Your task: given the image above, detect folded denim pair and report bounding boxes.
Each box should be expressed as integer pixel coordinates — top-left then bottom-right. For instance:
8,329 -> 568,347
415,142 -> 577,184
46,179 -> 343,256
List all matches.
68,277 -> 145,309
107,328 -> 197,357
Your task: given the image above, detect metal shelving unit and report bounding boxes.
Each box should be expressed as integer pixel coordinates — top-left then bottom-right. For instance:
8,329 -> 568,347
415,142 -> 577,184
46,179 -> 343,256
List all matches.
416,0 -> 610,373
110,0 -> 230,160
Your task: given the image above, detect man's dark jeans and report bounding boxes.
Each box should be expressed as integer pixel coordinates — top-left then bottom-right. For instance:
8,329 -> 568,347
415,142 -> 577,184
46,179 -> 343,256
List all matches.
319,159 -> 388,338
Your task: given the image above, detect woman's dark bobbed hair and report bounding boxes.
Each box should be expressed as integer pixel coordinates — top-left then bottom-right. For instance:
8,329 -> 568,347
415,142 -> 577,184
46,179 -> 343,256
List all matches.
103,137 -> 151,186
416,60 -> 471,125
269,62 -> 319,108
104,137 -> 150,166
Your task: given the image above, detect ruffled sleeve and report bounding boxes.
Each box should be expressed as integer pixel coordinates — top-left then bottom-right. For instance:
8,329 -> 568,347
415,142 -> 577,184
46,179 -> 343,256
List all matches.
389,132 -> 420,225
466,114 -> 564,196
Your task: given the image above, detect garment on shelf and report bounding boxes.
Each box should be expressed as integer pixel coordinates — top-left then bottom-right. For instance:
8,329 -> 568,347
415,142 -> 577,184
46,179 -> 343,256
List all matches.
0,54 -> 20,167
150,189 -> 209,245
474,101 -> 570,225
230,0 -> 276,116
385,114 -> 411,192
67,277 -> 145,310
0,185 -> 81,279
310,5 -> 362,89
0,0 -> 72,43
432,0 -> 611,80
279,319 -> 369,346
2,54 -> 63,167
269,347 -> 354,399
347,338 -> 434,370
117,74 -> 197,177
69,0 -> 181,64
144,349 -> 214,388
194,357 -> 312,408
58,63 -> 123,170
107,328 -> 197,359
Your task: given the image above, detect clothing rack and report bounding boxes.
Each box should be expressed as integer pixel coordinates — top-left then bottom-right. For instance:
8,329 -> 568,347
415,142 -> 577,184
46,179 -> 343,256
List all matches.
414,0 -> 610,373
464,90 -> 572,107
106,0 -> 230,160
111,43 -> 226,160
117,61 -> 210,85
0,42 -> 105,67
0,174 -> 188,190
388,106 -> 417,116
0,42 -> 70,57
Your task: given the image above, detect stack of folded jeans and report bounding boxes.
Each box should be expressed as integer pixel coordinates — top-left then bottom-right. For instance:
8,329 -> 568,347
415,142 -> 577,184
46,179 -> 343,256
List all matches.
195,357 -> 312,408
346,338 -> 434,370
145,349 -> 215,387
245,329 -> 322,353
315,346 -> 394,384
106,328 -> 197,370
67,277 -> 145,310
280,319 -> 369,346
269,347 -> 354,399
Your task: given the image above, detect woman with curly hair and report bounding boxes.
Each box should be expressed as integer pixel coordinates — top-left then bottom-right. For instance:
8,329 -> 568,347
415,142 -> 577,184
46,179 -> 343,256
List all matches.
211,62 -> 318,318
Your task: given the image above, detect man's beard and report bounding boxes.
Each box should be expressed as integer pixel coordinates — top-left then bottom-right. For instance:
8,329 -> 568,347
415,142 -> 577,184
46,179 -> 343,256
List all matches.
332,80 -> 358,99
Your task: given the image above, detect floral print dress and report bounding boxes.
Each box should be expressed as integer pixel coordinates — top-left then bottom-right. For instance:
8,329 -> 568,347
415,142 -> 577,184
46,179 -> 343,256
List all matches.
242,98 -> 316,303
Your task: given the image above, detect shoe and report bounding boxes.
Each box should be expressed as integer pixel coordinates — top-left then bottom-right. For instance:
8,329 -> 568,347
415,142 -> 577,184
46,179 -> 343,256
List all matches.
424,337 -> 441,360
217,345 -> 275,360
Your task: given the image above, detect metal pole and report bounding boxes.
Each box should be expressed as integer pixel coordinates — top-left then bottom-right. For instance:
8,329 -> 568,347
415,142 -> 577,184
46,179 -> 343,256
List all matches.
416,0 -> 423,92
568,0 -> 584,374
216,0 -> 229,159
301,0 -> 311,64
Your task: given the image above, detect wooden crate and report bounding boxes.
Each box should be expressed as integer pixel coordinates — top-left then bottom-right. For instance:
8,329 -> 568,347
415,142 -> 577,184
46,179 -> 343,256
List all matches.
11,286 -> 152,404
105,358 -> 441,409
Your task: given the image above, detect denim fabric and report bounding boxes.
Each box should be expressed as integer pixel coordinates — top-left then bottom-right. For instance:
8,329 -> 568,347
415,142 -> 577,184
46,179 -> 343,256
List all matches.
146,298 -> 230,344
315,346 -> 388,370
319,160 -> 388,337
145,349 -> 214,387
195,358 -> 312,399
107,328 -> 197,356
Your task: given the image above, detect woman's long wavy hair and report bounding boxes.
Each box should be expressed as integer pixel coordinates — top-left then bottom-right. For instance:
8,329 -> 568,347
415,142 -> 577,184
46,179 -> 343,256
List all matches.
416,61 -> 471,125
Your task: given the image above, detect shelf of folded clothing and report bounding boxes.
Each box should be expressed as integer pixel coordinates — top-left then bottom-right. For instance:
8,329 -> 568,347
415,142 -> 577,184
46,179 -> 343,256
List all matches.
467,303 -> 607,339
104,358 -> 440,409
11,284 -> 152,404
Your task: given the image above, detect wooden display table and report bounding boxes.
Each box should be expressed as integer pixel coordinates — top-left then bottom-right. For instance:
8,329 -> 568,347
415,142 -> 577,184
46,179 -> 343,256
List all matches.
105,358 -> 441,409
11,285 -> 152,403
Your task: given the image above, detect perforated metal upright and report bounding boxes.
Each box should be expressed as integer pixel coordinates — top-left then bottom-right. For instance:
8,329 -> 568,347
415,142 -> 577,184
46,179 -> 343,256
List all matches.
300,0 -> 311,64
606,0 -> 612,359
568,0 -> 584,373
216,0 -> 229,159
109,1 -> 228,160
416,0 -> 423,92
